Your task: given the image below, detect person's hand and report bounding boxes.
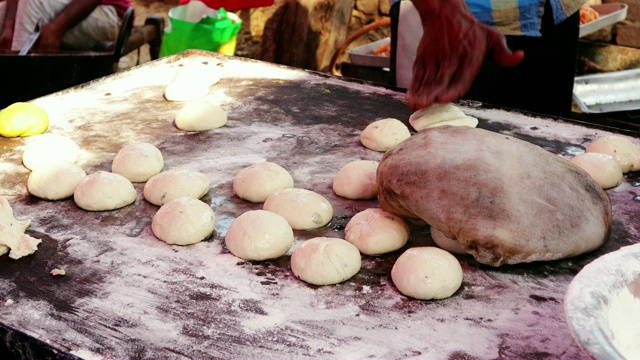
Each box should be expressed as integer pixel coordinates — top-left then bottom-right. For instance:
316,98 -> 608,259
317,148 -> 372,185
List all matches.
406,0 -> 524,111
34,22 -> 65,52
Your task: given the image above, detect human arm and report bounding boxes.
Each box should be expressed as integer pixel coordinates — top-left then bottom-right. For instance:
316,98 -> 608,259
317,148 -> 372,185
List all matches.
35,0 -> 101,51
0,0 -> 19,50
406,0 -> 525,110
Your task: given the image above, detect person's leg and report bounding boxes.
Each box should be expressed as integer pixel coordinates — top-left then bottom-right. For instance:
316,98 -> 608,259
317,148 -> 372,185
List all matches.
10,0 -> 69,51
61,5 -> 119,50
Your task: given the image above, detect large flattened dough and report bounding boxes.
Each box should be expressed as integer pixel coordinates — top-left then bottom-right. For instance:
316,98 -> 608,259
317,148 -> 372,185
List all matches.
377,126 -> 612,266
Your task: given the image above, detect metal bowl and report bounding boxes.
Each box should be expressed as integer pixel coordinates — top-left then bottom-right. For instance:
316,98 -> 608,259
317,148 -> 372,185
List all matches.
564,243 -> 640,359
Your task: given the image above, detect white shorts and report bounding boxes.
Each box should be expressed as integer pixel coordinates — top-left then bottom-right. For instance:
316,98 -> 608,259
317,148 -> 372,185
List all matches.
0,0 -> 120,51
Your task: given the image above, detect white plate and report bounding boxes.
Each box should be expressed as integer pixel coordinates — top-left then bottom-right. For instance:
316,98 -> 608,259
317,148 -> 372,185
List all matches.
580,3 -> 628,37
348,37 -> 390,68
564,243 -> 640,360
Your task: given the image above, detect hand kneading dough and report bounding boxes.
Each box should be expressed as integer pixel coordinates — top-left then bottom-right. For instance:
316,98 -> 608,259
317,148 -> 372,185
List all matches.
430,227 -> 467,255
332,160 -> 378,200
360,118 -> 411,152
377,126 -> 612,266
152,197 -> 216,245
144,168 -> 210,206
233,162 -> 294,203
22,134 -> 79,170
290,237 -> 361,286
570,153 -> 623,189
391,247 -> 463,300
263,188 -> 333,230
585,135 -> 640,173
28,160 -> 86,200
344,208 -> 409,255
409,103 -> 466,131
225,210 -> 294,260
74,171 -> 137,211
175,101 -> 227,131
111,142 -> 164,183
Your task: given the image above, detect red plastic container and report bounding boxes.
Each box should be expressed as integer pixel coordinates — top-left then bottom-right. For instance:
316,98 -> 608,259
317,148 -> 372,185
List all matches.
178,0 -> 275,10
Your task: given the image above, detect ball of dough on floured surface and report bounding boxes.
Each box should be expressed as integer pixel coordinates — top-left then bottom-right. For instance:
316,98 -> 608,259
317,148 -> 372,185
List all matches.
74,171 -> 137,211
233,162 -> 294,203
344,208 -> 409,255
409,103 -> 466,131
586,135 -> 640,173
332,160 -> 378,200
290,237 -> 361,286
144,168 -> 210,206
111,142 -> 164,183
570,152 -> 623,189
430,227 -> 467,255
164,80 -> 210,102
391,246 -> 463,300
28,160 -> 86,200
360,118 -> 411,152
263,188 -> 333,230
175,101 -> 227,131
225,210 -> 294,261
22,134 -> 79,170
152,197 -> 216,246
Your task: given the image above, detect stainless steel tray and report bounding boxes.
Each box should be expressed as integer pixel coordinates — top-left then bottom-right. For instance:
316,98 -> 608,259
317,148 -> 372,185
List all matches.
579,3 -> 628,38
573,68 -> 640,113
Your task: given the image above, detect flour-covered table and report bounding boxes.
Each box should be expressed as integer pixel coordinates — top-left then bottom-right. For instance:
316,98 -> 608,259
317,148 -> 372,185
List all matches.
1,50 -> 639,359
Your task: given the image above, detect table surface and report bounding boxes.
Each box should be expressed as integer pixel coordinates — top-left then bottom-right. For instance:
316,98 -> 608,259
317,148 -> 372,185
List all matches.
1,50 -> 639,360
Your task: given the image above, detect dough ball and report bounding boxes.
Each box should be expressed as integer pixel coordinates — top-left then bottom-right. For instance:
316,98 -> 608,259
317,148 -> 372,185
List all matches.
27,160 -> 86,200
22,134 -> 79,170
111,142 -> 164,183
586,135 -> 640,173
360,118 -> 411,152
74,171 -> 137,211
143,168 -> 210,206
430,227 -> 467,255
263,188 -> 333,230
290,237 -> 361,286
344,208 -> 409,255
152,197 -> 215,245
233,162 -> 294,203
175,101 -> 227,131
164,65 -> 220,102
164,80 -> 209,102
570,152 -> 623,189
426,116 -> 478,129
391,246 -> 463,300
225,210 -> 294,261
332,160 -> 378,200
409,103 -> 466,131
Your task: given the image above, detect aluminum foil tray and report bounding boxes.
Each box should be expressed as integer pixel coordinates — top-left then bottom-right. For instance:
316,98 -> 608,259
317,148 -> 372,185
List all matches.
573,68 -> 640,113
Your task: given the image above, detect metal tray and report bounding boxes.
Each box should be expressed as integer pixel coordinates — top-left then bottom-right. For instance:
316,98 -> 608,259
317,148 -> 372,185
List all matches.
573,68 -> 640,113
580,3 -> 628,37
348,37 -> 390,68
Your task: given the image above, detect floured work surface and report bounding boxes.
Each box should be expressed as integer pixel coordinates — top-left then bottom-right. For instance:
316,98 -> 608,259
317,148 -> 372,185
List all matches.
1,50 -> 639,359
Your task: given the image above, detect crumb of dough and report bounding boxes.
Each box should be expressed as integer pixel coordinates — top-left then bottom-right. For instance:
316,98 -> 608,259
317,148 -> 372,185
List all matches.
0,197 -> 42,260
4,299 -> 15,306
50,269 -> 66,276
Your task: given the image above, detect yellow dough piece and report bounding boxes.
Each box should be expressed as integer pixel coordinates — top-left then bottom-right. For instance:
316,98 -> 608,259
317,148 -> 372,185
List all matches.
0,102 -> 49,137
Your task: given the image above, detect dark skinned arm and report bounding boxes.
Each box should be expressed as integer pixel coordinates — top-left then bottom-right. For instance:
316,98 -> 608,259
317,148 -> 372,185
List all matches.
36,0 -> 101,51
0,0 -> 19,50
406,0 -> 525,111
